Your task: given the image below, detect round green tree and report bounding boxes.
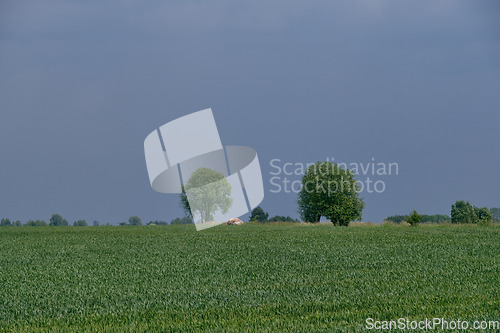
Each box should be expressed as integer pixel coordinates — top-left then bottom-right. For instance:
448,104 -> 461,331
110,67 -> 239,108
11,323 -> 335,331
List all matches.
128,216 -> 142,226
183,168 -> 232,223
297,161 -> 364,226
49,214 -> 68,226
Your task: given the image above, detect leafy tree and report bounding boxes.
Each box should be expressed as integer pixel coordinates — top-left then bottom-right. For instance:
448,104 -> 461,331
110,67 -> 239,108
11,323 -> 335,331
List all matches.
451,201 -> 484,224
451,201 -> 477,224
475,207 -> 492,224
182,168 -> 232,223
1,218 -> 12,227
73,220 -> 88,227
451,201 -> 492,224
297,161 -> 364,226
13,220 -> 23,227
25,220 -> 47,226
268,215 -> 299,222
407,210 -> 423,226
49,214 -> 68,226
93,220 -> 100,226
128,216 -> 142,226
249,206 -> 269,222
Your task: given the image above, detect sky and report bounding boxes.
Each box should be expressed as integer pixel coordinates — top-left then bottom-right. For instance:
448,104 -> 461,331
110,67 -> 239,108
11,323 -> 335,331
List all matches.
0,0 -> 499,224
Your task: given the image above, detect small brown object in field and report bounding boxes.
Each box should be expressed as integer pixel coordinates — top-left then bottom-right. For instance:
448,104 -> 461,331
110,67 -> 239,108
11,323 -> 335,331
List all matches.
226,218 -> 244,225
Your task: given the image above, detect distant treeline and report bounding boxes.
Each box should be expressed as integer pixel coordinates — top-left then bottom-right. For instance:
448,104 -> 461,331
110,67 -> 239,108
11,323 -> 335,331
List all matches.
386,204 -> 500,224
2,203 -> 498,228
0,214 -> 194,227
384,214 -> 451,224
1,216 -> 101,227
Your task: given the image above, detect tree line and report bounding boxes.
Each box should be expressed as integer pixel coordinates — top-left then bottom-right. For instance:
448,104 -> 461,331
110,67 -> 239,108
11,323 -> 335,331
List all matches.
0,214 -> 194,227
0,214 -> 101,227
385,201 -> 499,225
2,160 -> 498,228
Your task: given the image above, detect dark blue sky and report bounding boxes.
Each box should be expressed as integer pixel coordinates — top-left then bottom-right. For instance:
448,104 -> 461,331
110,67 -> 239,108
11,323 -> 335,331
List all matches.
1,1 -> 499,224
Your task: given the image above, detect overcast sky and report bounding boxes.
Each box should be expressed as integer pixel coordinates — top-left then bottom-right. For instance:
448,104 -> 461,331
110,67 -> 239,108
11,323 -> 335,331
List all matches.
1,1 -> 499,224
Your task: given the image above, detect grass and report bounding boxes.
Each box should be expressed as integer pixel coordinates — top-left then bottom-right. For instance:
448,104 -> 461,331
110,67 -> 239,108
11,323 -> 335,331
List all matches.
0,224 -> 499,332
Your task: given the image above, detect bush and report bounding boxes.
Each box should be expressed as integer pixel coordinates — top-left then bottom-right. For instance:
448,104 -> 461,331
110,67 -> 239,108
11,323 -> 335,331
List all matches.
407,210 -> 423,226
478,218 -> 493,226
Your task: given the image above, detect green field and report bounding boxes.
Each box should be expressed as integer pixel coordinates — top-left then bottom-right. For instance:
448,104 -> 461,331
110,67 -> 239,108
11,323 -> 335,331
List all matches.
0,224 -> 499,332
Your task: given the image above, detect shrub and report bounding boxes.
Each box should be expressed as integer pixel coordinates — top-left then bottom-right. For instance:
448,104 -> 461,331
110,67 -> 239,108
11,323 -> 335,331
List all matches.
407,210 -> 423,226
249,207 -> 269,222
478,218 -> 493,226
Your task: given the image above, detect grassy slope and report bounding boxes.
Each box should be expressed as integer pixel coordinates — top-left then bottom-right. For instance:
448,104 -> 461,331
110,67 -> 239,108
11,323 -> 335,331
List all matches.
0,224 -> 498,332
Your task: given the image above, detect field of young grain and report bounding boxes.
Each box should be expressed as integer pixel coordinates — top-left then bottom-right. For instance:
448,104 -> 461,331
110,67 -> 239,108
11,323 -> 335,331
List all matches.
0,224 -> 498,332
